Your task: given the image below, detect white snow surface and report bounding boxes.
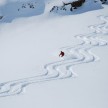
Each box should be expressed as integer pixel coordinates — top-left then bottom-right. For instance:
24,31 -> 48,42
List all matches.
0,0 -> 103,22
0,0 -> 108,108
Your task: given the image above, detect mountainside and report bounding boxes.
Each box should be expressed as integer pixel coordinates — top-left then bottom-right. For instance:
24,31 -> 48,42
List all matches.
0,0 -> 105,22
0,1 -> 108,108
0,0 -> 45,22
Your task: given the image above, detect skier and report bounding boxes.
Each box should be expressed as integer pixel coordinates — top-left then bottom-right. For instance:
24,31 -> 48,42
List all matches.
59,51 -> 65,57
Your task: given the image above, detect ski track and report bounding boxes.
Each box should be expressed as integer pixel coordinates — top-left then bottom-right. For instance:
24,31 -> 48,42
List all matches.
0,15 -> 108,97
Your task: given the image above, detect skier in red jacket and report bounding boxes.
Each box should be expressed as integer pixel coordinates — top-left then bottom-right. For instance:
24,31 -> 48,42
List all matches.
59,51 -> 65,57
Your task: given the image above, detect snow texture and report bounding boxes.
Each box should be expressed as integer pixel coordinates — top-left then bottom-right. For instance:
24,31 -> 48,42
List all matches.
0,1 -> 108,108
0,14 -> 108,97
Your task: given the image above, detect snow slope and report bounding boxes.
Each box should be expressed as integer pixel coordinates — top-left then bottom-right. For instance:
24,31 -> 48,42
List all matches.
48,0 -> 102,15
0,1 -> 108,108
0,0 -> 45,22
0,0 -> 103,22
0,11 -> 108,97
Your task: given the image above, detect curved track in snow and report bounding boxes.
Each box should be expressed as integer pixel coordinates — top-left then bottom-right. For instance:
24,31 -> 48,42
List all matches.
0,15 -> 108,97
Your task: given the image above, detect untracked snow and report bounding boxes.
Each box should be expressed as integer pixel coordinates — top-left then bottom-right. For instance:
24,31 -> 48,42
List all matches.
0,0 -> 103,22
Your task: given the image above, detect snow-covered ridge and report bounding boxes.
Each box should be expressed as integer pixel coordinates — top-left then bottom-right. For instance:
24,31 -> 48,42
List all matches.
0,0 -> 45,22
0,0 -> 104,22
49,0 -> 102,15
0,15 -> 108,97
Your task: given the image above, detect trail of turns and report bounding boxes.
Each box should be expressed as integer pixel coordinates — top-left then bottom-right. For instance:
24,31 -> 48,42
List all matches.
0,15 -> 108,97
